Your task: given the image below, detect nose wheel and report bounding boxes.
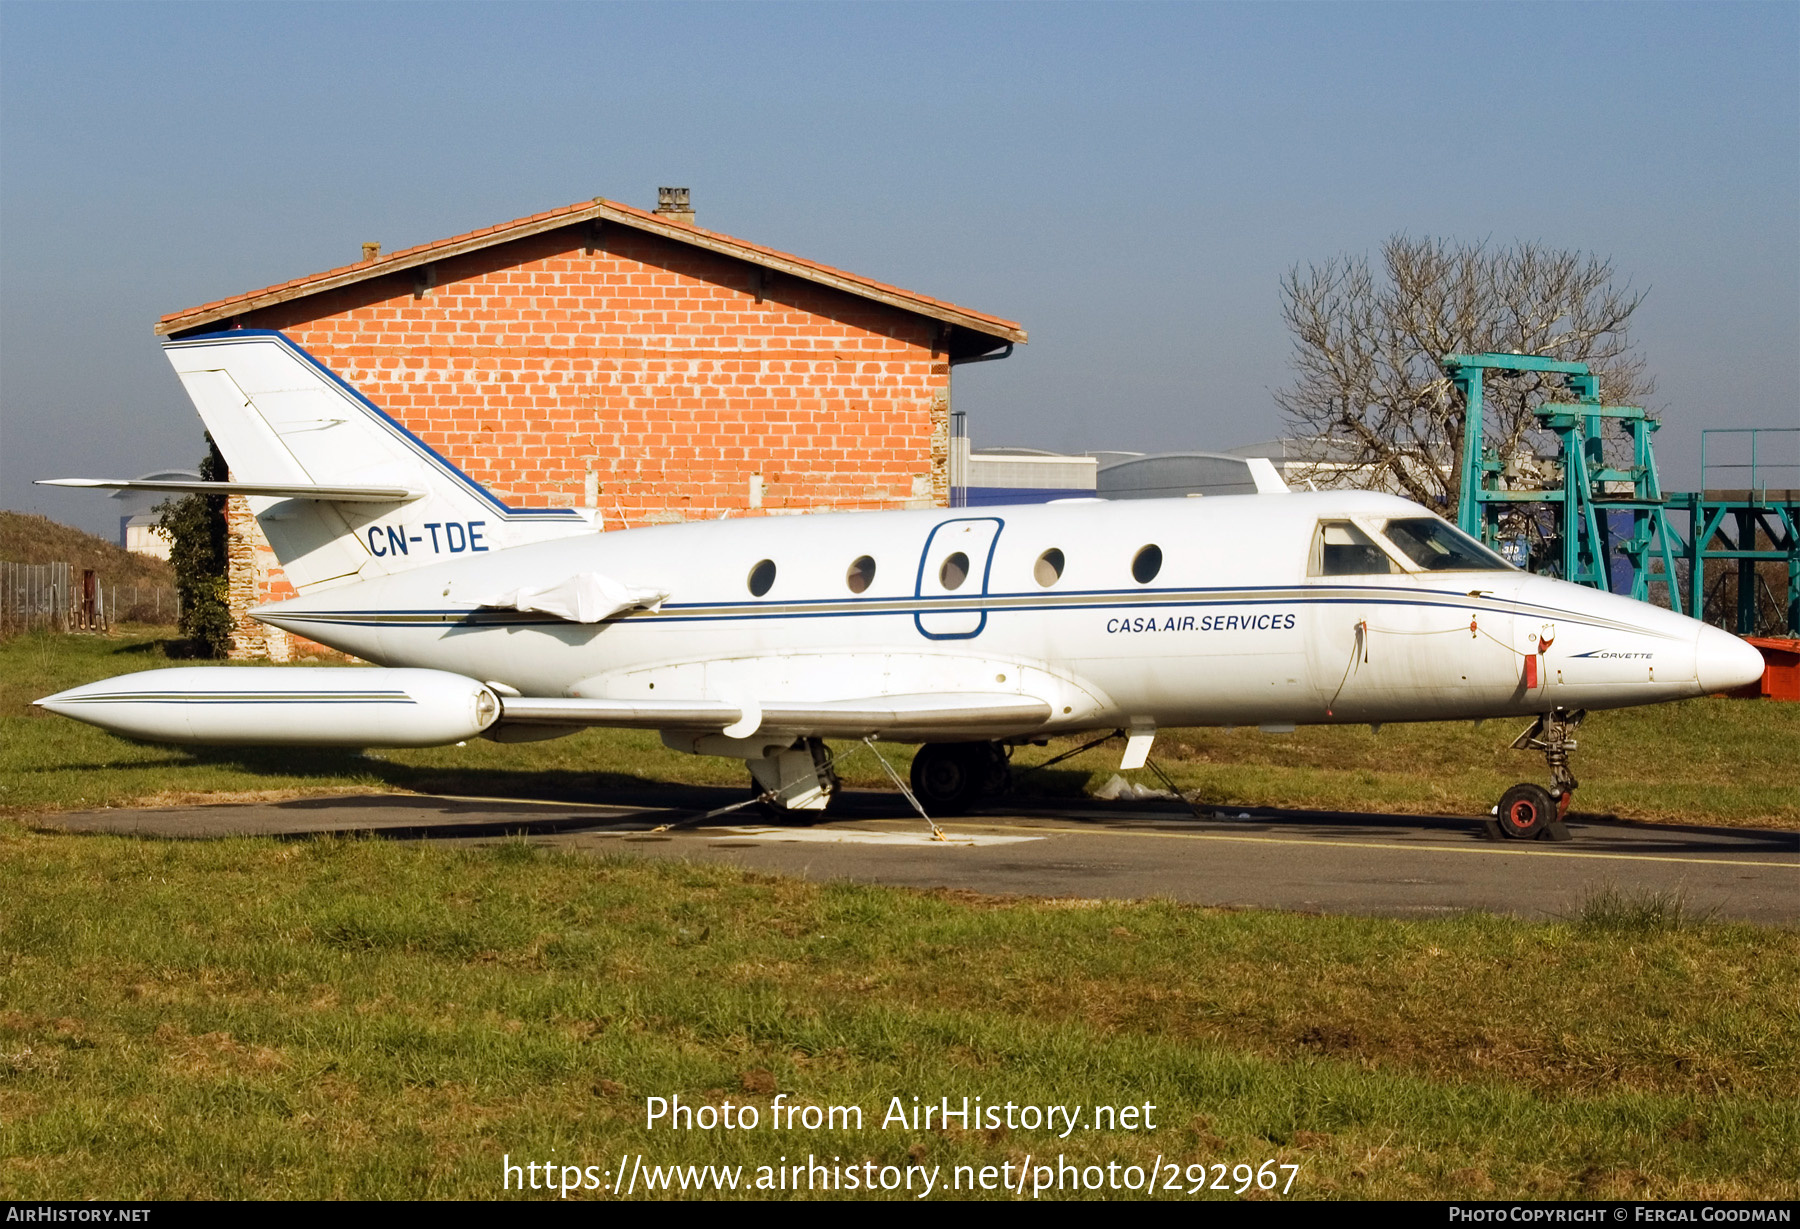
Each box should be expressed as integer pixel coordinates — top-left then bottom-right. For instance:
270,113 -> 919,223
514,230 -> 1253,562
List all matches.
1495,783 -> 1556,839
1491,708 -> 1584,841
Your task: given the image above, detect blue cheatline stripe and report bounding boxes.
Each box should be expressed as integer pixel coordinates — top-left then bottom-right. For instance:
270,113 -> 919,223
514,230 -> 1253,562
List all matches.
167,329 -> 579,521
260,585 -> 1682,642
67,693 -> 417,704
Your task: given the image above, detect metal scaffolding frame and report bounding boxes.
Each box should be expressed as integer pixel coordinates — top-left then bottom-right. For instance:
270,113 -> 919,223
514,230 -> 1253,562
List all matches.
1445,353 -> 1798,635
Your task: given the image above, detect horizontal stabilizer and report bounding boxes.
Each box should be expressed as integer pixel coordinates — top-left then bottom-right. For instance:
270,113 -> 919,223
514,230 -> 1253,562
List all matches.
500,692 -> 1052,737
37,478 -> 421,503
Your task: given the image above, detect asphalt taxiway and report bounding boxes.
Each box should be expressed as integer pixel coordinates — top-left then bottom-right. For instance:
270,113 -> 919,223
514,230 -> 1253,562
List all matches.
36,789 -> 1800,923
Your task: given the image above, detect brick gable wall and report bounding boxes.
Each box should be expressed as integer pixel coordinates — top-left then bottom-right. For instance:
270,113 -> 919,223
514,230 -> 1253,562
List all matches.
219,224 -> 953,659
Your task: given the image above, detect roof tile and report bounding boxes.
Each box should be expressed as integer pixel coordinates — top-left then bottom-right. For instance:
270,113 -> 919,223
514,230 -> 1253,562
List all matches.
159,197 -> 1023,340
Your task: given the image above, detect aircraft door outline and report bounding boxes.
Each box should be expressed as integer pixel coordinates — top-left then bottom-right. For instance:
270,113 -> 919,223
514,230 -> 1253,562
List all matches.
914,517 -> 1004,640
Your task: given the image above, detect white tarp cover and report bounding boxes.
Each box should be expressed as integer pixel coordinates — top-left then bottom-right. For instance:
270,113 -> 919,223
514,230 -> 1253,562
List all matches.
1091,774 -> 1176,802
482,573 -> 668,623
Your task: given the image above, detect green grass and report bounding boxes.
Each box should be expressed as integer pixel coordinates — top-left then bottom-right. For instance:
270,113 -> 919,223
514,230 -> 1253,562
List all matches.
0,510 -> 175,588
5,630 -> 1798,1198
1572,885 -> 1720,932
4,628 -> 1796,826
1,829 -> 1795,1200
1085,706 -> 1800,827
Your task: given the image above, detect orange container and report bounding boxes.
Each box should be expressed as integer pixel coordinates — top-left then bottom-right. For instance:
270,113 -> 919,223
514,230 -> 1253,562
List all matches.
1743,637 -> 1800,701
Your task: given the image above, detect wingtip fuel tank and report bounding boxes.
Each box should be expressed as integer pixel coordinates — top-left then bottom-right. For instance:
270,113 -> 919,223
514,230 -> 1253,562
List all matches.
35,667 -> 501,747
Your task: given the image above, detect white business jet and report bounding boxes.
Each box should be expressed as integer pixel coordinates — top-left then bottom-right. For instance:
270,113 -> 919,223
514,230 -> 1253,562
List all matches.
39,331 -> 1765,838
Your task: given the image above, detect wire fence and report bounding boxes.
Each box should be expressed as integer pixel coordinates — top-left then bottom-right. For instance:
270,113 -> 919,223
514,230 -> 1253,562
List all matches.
0,561 -> 178,638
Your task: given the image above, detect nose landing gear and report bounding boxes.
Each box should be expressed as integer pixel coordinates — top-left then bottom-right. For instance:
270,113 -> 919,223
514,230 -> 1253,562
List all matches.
1495,782 -> 1557,839
1492,708 -> 1585,840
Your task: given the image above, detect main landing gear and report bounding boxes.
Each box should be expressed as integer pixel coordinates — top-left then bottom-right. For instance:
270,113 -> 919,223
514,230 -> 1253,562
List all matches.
1493,708 -> 1585,841
746,737 -> 840,817
907,741 -> 1011,816
741,738 -> 1013,820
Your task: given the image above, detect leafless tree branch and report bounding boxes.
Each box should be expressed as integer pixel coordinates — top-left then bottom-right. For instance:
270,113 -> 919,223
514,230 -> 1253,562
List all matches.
1274,236 -> 1653,514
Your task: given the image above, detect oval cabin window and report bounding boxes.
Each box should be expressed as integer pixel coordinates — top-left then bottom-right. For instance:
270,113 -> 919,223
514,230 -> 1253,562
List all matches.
1034,548 -> 1065,587
940,551 -> 971,590
747,559 -> 777,597
1132,544 -> 1162,584
846,555 -> 876,594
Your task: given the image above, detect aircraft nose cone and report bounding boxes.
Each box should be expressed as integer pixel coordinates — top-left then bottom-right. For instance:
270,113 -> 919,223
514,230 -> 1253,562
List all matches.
1694,626 -> 1766,695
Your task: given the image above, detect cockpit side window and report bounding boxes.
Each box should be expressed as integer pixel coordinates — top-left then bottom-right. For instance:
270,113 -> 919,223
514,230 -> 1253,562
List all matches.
1310,520 -> 1398,576
1380,518 -> 1514,572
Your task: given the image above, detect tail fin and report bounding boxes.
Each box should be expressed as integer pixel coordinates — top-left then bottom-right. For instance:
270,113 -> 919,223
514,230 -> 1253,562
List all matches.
163,330 -> 593,591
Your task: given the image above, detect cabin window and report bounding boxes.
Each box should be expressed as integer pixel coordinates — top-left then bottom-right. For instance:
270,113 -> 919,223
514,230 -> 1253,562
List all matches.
1034,548 -> 1065,587
1380,518 -> 1513,571
940,551 -> 971,590
1131,544 -> 1162,584
846,555 -> 876,593
747,559 -> 777,596
1311,521 -> 1396,575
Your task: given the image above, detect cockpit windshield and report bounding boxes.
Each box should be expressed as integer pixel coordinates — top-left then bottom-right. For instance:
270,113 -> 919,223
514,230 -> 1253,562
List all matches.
1311,521 -> 1398,576
1379,518 -> 1514,572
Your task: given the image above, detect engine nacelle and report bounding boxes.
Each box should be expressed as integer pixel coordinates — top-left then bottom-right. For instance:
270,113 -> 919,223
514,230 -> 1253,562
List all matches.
35,667 -> 500,747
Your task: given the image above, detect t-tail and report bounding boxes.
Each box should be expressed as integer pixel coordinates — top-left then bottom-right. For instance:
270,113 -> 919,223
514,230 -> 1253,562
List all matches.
41,330 -> 595,592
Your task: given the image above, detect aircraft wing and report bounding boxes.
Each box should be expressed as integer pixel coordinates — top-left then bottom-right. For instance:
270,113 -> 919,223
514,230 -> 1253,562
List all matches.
498,692 -> 1052,737
37,478 -> 421,503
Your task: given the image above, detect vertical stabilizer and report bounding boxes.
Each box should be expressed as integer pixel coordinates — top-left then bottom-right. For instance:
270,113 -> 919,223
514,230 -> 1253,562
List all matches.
163,330 -> 594,591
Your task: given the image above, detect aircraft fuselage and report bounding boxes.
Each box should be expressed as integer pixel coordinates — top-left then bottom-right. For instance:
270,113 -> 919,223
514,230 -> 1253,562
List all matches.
253,490 -> 1752,734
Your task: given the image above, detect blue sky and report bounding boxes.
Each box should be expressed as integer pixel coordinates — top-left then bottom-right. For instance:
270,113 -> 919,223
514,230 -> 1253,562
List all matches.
3,1 -> 1795,537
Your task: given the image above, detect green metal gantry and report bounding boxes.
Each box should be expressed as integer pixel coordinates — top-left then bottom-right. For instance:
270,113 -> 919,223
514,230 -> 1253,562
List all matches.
1444,353 -> 1799,635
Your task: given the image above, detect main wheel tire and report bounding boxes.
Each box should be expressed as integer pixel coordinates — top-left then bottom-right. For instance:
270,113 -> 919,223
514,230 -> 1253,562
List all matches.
909,743 -> 988,816
747,780 -> 786,822
976,743 -> 1012,796
1496,783 -> 1554,840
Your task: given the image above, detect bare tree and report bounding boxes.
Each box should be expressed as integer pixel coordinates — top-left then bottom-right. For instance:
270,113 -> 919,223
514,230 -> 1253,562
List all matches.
1275,237 -> 1653,513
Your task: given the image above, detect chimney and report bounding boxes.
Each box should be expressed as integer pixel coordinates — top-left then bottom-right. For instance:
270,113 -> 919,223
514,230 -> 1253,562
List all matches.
654,187 -> 695,226
362,241 -> 381,262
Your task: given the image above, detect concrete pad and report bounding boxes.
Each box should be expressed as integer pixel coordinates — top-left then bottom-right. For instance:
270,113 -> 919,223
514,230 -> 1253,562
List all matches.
31,790 -> 1800,924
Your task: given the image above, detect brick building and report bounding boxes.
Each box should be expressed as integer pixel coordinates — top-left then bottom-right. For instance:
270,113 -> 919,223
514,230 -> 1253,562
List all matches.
156,191 -> 1026,659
